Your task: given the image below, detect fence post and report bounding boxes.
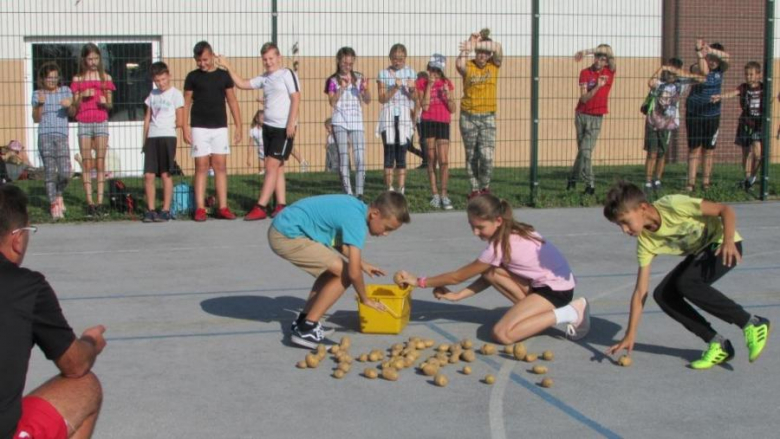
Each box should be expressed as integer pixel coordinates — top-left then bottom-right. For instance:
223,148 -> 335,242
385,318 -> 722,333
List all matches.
529,0 -> 540,205
762,0 -> 774,200
271,0 -> 278,45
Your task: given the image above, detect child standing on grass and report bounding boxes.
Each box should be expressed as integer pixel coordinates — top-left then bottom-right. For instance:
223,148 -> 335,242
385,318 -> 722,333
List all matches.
324,118 -> 340,173
417,54 -> 456,210
141,62 -> 184,223
217,42 -> 300,221
376,43 -> 416,194
249,110 -> 266,175
269,192 -> 410,348
71,43 -> 116,217
395,194 -> 591,344
325,47 -> 370,199
32,63 -> 73,219
711,61 -> 764,190
642,58 -> 704,193
685,40 -> 730,192
603,182 -> 770,369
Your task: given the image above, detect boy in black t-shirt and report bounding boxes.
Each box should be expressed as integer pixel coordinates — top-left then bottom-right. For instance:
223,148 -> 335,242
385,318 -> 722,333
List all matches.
0,185 -> 107,438
712,61 -> 763,189
183,41 -> 243,221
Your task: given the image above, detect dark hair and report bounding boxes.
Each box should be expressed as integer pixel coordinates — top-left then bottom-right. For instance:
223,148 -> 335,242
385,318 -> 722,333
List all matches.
426,66 -> 448,81
78,43 -> 106,83
251,109 -> 263,127
372,192 -> 411,224
193,41 -> 213,58
667,57 -> 684,69
603,181 -> 648,222
37,62 -> 62,89
417,71 -> 429,80
326,47 -> 359,90
467,194 -> 541,264
709,42 -> 725,52
389,43 -> 407,58
261,42 -> 280,56
0,185 -> 29,237
150,61 -> 169,77
706,43 -> 729,72
745,61 -> 762,72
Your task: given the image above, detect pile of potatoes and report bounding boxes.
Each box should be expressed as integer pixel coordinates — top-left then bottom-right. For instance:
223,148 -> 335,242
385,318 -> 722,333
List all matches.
295,336 -> 573,389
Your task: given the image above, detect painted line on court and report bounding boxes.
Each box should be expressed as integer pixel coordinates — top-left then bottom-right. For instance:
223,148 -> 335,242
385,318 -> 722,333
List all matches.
426,322 -> 622,439
105,328 -> 281,342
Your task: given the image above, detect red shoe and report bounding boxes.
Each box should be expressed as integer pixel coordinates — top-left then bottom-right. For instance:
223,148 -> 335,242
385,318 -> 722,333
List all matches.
467,190 -> 480,200
216,207 -> 237,220
193,208 -> 208,222
270,204 -> 286,218
244,205 -> 268,221
480,187 -> 491,195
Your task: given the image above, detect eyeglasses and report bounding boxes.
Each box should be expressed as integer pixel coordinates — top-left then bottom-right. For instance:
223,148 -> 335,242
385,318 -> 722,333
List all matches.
11,226 -> 37,235
45,76 -> 60,81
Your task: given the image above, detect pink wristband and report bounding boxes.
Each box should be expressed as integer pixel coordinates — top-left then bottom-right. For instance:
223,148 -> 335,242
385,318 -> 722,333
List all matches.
417,277 -> 427,288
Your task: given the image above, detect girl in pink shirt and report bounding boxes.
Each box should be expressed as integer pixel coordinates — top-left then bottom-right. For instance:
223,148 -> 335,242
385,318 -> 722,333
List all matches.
395,194 -> 591,344
71,43 -> 116,216
416,54 -> 456,210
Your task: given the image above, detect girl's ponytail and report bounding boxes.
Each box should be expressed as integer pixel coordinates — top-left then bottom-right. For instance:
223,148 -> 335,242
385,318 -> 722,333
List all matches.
467,194 -> 543,264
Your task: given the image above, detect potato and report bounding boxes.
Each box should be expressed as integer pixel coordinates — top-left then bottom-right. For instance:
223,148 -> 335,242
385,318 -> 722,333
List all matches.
392,343 -> 404,352
296,360 -> 308,369
339,336 -> 351,350
422,363 -> 439,376
484,374 -> 495,385
435,352 -> 449,363
462,366 -> 472,375
340,355 -> 353,364
434,374 -> 449,387
461,350 -> 476,362
449,344 -> 462,354
427,358 -> 441,367
316,344 -> 326,355
393,359 -> 405,370
541,377 -> 554,388
524,353 -> 538,363
416,341 -> 427,350
480,343 -> 496,356
358,354 -> 368,362
618,355 -> 633,367
305,354 -> 320,368
316,351 -> 326,361
382,368 -> 399,381
329,345 -> 341,355
532,365 -> 548,375
503,345 -> 514,355
424,339 -> 435,348
513,343 -> 527,360
333,369 -> 345,379
461,339 -> 473,349
542,350 -> 554,361
368,352 -> 381,362
364,368 -> 378,379
337,362 -> 351,373
437,344 -> 451,352
449,353 -> 461,364
403,357 -> 415,368
393,272 -> 405,286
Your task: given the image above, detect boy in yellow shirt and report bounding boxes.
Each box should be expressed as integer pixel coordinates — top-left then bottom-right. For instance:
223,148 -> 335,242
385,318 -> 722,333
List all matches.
603,182 -> 769,369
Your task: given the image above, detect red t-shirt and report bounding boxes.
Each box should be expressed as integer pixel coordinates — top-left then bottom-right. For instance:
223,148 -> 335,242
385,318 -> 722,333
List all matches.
416,77 -> 454,123
575,66 -> 615,116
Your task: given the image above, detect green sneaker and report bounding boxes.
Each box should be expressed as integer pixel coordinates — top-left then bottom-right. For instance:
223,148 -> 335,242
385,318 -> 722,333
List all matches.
744,317 -> 771,363
690,339 -> 734,370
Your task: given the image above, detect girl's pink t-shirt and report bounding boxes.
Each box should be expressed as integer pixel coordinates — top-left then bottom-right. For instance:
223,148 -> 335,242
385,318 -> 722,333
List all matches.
71,79 -> 116,123
478,232 -> 576,291
416,78 -> 454,123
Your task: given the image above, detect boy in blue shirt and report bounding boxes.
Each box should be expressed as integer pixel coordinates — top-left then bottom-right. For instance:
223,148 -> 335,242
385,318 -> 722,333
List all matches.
269,192 -> 410,348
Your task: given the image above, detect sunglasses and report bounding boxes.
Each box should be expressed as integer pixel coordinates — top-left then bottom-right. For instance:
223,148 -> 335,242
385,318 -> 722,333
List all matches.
11,226 -> 38,235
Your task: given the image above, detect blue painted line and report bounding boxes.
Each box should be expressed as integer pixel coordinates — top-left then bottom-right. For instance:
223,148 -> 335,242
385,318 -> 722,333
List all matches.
425,322 -> 622,439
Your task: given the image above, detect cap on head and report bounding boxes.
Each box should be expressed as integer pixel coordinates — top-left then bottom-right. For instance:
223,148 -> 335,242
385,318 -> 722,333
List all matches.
428,53 -> 446,71
7,140 -> 22,152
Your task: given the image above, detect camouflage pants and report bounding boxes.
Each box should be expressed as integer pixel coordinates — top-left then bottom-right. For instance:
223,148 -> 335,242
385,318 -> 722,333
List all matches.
460,111 -> 496,191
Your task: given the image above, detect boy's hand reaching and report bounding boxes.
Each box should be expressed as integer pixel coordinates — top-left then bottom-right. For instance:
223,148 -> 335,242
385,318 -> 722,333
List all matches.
606,333 -> 634,356
361,262 -> 385,278
393,270 -> 415,287
573,51 -> 584,62
361,297 -> 388,313
715,240 -> 742,267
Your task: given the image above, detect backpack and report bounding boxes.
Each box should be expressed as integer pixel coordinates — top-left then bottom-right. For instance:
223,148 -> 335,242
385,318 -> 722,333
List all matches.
0,156 -> 9,184
171,182 -> 194,218
108,179 -> 136,214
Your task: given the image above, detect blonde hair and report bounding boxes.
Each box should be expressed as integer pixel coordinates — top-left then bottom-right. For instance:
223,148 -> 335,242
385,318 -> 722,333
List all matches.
467,194 -> 542,264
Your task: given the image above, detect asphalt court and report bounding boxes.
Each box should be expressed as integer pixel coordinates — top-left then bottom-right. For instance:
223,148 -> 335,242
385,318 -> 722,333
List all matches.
21,201 -> 780,438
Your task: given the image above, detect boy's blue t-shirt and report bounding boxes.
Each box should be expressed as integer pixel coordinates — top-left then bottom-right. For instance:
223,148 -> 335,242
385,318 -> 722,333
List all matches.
686,70 -> 724,117
272,195 -> 369,250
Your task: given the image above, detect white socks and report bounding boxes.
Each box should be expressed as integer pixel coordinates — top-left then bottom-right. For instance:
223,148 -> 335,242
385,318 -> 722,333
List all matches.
553,304 -> 579,325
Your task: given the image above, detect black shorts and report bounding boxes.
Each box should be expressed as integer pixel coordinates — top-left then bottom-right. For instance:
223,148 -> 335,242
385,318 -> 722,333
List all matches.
735,120 -> 762,148
263,124 -> 294,161
420,121 -> 450,140
686,114 -> 720,150
143,137 -> 177,176
530,286 -> 574,308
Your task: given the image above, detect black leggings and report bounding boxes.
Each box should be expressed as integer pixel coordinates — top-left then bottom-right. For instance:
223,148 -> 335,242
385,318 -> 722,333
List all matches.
653,242 -> 750,343
381,116 -> 409,169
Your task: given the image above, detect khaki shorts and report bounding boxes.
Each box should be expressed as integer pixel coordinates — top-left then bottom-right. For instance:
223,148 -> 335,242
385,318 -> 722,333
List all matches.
268,227 -> 343,277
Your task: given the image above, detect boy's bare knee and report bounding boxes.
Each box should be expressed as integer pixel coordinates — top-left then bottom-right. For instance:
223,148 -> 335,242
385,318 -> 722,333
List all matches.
491,326 -> 511,345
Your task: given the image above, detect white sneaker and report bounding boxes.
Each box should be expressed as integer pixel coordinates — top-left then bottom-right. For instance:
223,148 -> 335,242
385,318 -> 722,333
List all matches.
566,298 -> 591,341
300,160 -> 309,173
430,194 -> 441,208
441,196 -> 453,210
400,187 -> 405,195
388,186 -> 395,192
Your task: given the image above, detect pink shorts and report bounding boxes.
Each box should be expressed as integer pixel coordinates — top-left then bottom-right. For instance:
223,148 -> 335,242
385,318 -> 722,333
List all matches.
13,396 -> 68,439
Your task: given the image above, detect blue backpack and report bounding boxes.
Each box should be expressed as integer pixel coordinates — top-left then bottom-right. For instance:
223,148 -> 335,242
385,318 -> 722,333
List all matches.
171,182 -> 194,219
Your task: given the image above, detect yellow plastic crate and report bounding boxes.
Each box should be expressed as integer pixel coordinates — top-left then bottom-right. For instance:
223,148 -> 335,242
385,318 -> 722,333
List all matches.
357,284 -> 413,334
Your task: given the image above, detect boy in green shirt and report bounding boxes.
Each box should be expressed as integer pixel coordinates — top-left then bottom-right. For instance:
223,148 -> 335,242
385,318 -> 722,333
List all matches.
603,182 -> 770,369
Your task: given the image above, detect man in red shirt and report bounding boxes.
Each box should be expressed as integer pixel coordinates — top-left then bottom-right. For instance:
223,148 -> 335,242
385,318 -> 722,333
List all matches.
567,44 -> 616,195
